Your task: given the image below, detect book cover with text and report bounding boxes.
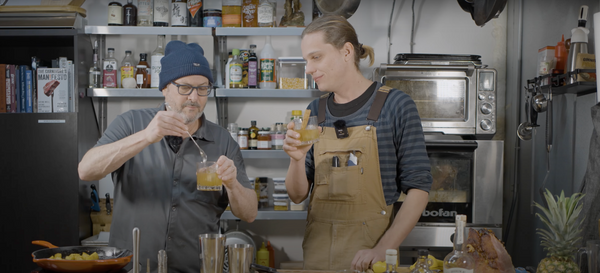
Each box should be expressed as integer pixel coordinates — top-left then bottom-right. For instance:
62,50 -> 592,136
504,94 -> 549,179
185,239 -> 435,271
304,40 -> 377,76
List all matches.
37,68 -> 68,113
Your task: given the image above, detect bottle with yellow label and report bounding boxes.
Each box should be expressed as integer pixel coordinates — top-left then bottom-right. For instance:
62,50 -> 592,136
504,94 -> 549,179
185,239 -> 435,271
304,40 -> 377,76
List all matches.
257,242 -> 269,266
229,48 -> 244,88
249,120 -> 259,150
120,50 -> 136,88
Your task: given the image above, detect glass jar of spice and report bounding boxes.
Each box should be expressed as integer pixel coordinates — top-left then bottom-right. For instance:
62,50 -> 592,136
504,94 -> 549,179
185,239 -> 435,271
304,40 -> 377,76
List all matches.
237,128 -> 248,150
257,129 -> 271,150
135,65 -> 149,88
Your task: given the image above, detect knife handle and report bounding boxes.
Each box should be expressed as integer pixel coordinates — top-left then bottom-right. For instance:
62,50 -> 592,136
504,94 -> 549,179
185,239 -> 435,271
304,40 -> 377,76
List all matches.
105,193 -> 112,215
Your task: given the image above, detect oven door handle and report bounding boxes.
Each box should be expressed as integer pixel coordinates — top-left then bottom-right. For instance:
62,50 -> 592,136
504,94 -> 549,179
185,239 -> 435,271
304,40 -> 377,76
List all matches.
380,63 -> 475,77
425,140 -> 478,151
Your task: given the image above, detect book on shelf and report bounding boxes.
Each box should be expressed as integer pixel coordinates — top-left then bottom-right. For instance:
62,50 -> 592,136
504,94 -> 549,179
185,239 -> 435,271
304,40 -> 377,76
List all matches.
26,70 -> 33,113
15,65 -> 20,113
4,64 -> 10,112
9,64 -> 16,113
37,68 -> 68,113
31,57 -> 39,113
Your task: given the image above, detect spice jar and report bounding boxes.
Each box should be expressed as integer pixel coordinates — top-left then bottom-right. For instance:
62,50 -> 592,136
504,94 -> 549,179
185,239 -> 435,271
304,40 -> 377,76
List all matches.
237,128 -> 248,149
203,9 -> 222,27
257,129 -> 271,150
135,65 -> 149,88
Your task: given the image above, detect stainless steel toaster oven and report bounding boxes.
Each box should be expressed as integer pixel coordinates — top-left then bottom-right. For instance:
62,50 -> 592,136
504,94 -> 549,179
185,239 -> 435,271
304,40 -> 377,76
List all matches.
374,54 -> 497,139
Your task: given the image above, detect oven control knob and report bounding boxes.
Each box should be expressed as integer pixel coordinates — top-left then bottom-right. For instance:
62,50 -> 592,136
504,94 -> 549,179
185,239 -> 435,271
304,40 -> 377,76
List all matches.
478,93 -> 486,100
481,103 -> 493,115
488,94 -> 495,101
480,119 -> 493,131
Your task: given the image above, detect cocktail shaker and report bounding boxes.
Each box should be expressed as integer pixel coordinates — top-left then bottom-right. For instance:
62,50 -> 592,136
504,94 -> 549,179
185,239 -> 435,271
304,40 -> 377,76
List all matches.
566,5 -> 589,84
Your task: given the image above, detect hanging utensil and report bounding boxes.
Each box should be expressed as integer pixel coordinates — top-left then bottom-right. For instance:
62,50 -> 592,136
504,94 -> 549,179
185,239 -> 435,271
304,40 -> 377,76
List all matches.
164,102 -> 208,163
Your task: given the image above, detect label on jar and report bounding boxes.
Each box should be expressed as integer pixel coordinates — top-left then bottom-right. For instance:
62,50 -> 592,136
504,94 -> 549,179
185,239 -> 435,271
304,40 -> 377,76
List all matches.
229,63 -> 243,84
260,59 -> 276,83
257,140 -> 271,149
103,60 -> 117,88
121,66 -> 134,85
138,0 -> 153,17
154,0 -> 170,23
238,135 -> 248,149
248,60 -> 258,86
249,139 -> 257,149
188,0 -> 203,18
257,6 -> 273,24
171,2 -> 188,26
108,6 -> 123,25
136,74 -> 144,85
151,55 -> 163,88
204,16 -> 222,27
223,14 -> 241,26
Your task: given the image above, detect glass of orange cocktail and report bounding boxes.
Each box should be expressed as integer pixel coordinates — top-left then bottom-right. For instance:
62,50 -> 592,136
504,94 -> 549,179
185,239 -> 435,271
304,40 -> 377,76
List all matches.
196,161 -> 222,191
293,116 -> 320,146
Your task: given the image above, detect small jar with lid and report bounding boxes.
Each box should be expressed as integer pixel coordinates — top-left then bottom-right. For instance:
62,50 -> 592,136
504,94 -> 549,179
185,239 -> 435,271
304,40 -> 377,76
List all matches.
272,123 -> 284,150
135,65 -> 149,88
278,57 -> 312,89
204,9 -> 223,27
257,129 -> 271,150
237,128 -> 248,149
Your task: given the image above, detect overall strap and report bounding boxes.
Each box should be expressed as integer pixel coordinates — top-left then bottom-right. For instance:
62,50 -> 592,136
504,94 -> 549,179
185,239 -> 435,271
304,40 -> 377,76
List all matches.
367,85 -> 392,122
317,93 -> 329,124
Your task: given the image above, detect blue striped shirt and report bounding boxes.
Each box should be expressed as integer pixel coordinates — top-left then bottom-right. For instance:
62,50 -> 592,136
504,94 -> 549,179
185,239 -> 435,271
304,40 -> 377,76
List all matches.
305,82 -> 432,205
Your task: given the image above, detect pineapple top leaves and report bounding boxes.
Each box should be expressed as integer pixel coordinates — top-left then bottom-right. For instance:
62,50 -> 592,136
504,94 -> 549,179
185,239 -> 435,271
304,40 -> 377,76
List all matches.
533,189 -> 585,259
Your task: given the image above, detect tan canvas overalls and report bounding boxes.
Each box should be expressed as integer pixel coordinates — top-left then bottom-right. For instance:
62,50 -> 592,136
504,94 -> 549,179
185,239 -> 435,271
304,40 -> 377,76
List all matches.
303,86 -> 394,270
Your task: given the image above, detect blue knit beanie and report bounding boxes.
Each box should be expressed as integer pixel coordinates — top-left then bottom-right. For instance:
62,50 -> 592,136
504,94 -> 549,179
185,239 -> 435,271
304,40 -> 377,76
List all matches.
159,41 -> 213,91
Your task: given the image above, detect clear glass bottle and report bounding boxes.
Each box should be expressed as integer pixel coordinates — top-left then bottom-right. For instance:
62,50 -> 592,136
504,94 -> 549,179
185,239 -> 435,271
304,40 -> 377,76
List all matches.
228,123 -> 238,142
248,44 -> 258,88
108,2 -> 124,26
443,215 -> 475,273
237,128 -> 248,149
89,40 -> 102,88
151,35 -> 166,88
103,48 -> 118,88
138,0 -> 154,26
123,0 -> 138,26
188,0 -> 203,27
154,0 -> 170,26
229,48 -> 244,88
120,51 -> 136,88
222,0 -> 241,27
410,249 -> 434,273
259,36 -> 276,89
257,0 -> 274,27
385,249 -> 398,273
272,122 -> 284,150
171,0 -> 189,26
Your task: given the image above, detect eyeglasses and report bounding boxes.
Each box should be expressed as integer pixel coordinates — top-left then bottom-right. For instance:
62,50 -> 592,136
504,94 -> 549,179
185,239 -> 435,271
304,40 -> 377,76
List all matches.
171,81 -> 212,96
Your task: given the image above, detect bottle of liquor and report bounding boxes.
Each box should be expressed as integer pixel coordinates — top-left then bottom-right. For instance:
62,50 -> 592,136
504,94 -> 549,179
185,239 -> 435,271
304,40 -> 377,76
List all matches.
108,2 -> 124,26
171,0 -> 189,27
103,48 -> 118,88
123,0 -> 138,26
443,215 -> 475,273
248,44 -> 258,88
410,249 -> 434,273
138,0 -> 154,26
248,120 -> 259,150
120,51 -> 137,88
229,49 -> 244,88
138,53 -> 151,87
154,0 -> 170,26
151,35 -> 166,88
242,0 -> 258,27
89,40 -> 102,88
222,0 -> 241,27
257,0 -> 273,27
188,0 -> 203,27
384,249 -> 398,273
259,36 -> 276,89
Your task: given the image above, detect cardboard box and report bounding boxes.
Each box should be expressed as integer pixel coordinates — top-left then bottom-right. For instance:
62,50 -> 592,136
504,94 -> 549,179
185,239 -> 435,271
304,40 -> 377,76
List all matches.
575,53 -> 596,82
37,68 -> 68,112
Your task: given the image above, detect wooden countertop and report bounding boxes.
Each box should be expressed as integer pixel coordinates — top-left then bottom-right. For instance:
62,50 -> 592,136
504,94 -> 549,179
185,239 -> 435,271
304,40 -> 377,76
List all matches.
278,268 -> 411,273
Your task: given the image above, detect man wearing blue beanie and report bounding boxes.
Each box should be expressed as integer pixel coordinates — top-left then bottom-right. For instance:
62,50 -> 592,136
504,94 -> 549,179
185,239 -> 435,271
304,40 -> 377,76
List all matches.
79,41 -> 257,273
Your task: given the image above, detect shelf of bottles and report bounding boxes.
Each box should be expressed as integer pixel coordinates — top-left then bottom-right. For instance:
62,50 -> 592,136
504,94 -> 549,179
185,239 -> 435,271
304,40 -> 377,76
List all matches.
526,69 -> 597,96
240,150 -> 288,159
87,88 -> 215,98
214,27 -> 305,36
215,88 -> 324,98
221,209 -> 306,220
84,26 -> 213,36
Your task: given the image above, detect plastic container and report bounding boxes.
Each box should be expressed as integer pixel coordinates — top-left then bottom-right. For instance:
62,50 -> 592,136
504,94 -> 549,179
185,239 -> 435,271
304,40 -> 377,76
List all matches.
273,193 -> 289,211
555,35 -> 567,74
278,57 -> 311,89
256,242 -> 269,267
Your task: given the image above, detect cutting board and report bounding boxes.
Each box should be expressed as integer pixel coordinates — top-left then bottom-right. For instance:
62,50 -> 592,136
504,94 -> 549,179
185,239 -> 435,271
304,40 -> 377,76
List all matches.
0,0 -> 86,17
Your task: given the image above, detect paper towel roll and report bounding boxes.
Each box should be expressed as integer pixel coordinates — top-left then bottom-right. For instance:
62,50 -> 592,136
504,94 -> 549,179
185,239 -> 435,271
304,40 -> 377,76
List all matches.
593,12 -> 600,102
